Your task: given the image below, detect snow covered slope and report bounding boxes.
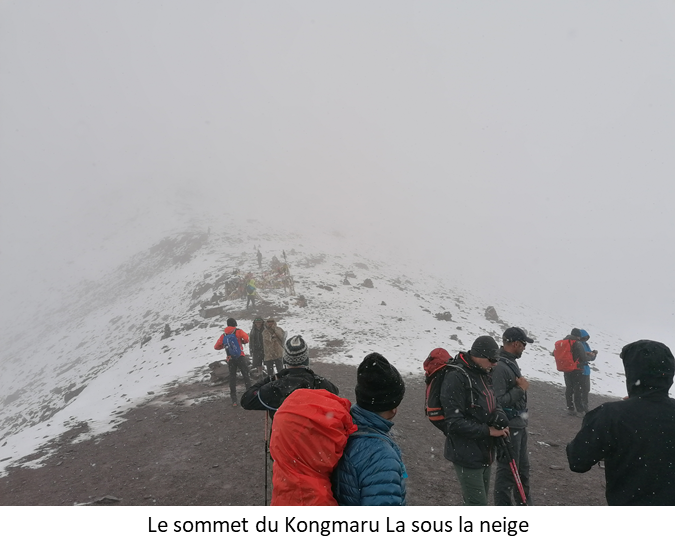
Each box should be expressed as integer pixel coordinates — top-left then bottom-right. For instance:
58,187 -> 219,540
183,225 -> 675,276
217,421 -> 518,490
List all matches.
0,217 -> 630,477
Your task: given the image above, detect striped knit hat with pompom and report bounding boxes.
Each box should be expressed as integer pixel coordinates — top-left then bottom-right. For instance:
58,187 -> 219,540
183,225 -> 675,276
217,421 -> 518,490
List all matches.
283,335 -> 310,367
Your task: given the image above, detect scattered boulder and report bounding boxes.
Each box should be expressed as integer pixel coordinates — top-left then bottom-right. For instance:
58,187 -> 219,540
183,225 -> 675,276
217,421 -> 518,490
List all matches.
435,311 -> 453,321
209,360 -> 229,384
381,301 -> 387,306
485,306 -> 501,323
317,284 -> 333,291
191,282 -> 213,300
345,271 -> 356,279
342,278 -> 350,285
296,295 -> 308,308
200,306 -> 225,319
161,324 -> 172,340
361,279 -> 374,288
354,262 -> 369,270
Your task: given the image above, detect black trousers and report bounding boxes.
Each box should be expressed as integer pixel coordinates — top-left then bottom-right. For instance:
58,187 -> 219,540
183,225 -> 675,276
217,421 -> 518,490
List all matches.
228,355 -> 252,401
564,370 -> 587,412
494,427 -> 532,506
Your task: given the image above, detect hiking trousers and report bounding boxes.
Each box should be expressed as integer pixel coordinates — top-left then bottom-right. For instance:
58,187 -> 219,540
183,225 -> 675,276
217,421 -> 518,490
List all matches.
564,370 -> 586,412
452,464 -> 491,506
494,427 -> 532,506
229,356 -> 252,402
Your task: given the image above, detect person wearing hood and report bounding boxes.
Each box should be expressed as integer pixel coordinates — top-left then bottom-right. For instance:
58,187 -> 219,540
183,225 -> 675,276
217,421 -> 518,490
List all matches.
576,328 -> 598,415
333,353 -> 407,506
567,339 -> 675,505
560,328 -> 593,415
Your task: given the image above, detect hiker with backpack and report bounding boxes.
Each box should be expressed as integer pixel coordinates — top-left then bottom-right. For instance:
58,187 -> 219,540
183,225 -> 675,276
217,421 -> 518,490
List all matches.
333,353 -> 407,506
213,317 -> 252,407
492,327 -> 534,506
554,328 -> 594,415
567,339 -> 675,505
439,336 -> 510,506
240,335 -> 339,504
239,335 -> 339,417
262,318 -> 285,376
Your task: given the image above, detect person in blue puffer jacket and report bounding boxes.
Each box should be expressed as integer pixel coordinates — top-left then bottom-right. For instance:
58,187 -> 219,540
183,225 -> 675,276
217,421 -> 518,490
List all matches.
333,352 -> 407,506
575,328 -> 598,413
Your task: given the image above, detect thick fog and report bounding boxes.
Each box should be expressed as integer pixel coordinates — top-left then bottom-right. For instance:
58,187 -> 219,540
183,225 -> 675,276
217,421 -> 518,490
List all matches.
1,1 -> 675,345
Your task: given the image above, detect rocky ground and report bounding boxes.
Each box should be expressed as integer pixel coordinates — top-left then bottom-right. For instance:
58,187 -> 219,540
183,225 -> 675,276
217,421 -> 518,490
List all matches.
0,359 -> 612,506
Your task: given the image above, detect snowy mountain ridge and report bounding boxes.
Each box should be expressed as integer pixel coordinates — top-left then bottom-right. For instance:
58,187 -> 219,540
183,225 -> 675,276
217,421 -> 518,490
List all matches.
0,218 -> 630,477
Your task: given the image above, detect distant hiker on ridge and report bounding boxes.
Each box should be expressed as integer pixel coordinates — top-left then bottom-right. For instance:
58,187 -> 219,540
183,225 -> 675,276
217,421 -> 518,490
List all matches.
214,318 -> 252,407
249,317 -> 265,378
262,318 -> 285,376
257,249 -> 262,269
245,278 -> 257,310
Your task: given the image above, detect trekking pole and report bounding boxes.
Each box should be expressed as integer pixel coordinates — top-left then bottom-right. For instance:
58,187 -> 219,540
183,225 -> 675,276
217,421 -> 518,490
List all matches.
500,436 -> 528,505
264,411 -> 269,506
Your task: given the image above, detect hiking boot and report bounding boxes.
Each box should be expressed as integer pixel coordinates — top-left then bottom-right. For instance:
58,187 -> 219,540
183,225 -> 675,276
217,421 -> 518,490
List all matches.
567,408 -> 576,416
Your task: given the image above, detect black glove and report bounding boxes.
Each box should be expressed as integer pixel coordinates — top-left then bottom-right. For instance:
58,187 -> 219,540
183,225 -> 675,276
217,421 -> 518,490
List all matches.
488,410 -> 509,430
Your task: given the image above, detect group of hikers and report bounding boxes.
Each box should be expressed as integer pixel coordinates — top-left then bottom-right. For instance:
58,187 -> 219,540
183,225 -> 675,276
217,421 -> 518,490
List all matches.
214,320 -> 675,506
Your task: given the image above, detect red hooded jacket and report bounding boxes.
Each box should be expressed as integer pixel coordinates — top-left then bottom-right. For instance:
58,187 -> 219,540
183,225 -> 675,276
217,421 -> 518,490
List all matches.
270,388 -> 357,506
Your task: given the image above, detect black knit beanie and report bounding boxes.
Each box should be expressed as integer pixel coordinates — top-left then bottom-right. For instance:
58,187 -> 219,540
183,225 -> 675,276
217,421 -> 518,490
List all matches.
227,318 -> 237,327
469,335 -> 500,361
356,353 -> 405,413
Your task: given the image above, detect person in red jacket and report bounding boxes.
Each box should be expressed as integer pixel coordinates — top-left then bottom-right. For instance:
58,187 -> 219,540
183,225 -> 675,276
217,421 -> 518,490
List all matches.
214,318 -> 252,406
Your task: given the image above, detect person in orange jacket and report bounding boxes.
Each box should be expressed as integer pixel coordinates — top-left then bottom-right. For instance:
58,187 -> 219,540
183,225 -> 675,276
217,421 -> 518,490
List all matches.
214,317 -> 252,406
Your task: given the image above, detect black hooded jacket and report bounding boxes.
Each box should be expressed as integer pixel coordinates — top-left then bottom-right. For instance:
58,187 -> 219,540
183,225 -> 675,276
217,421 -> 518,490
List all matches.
566,340 -> 675,505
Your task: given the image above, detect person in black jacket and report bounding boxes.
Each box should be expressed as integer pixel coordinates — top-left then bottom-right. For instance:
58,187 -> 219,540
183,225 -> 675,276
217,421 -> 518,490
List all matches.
492,327 -> 533,506
240,334 -> 339,418
249,317 -> 265,378
567,339 -> 675,505
440,335 -> 509,506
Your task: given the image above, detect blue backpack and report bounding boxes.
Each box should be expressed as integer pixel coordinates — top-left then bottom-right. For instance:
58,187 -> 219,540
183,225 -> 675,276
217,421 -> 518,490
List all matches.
223,330 -> 242,357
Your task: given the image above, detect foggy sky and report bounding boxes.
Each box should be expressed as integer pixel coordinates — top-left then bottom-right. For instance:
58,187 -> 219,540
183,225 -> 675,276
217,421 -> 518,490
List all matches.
1,1 -> 675,344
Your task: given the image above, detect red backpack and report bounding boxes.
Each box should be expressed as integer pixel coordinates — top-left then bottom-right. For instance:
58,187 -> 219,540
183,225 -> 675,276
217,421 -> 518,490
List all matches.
554,339 -> 578,372
424,348 -> 453,432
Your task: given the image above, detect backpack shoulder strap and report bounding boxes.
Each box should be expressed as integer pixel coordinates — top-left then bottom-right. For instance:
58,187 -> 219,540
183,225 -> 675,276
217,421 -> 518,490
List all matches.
446,362 -> 477,408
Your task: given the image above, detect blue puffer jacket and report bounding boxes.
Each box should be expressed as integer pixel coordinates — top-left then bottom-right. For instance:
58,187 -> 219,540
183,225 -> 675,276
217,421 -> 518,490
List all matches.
579,329 -> 594,376
332,404 -> 407,506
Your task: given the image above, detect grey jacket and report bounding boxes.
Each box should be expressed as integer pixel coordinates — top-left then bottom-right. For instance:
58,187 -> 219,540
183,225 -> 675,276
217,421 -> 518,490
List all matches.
492,348 -> 527,429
